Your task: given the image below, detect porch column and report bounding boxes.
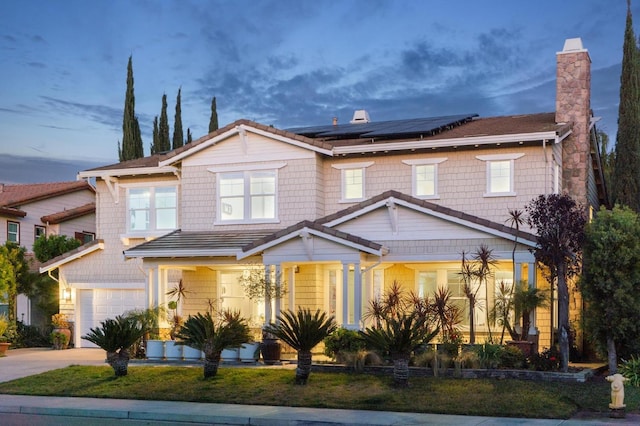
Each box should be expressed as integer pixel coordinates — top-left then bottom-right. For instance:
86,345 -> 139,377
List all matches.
341,262 -> 349,328
528,262 -> 538,337
353,262 -> 362,328
274,263 -> 282,324
264,264 -> 272,325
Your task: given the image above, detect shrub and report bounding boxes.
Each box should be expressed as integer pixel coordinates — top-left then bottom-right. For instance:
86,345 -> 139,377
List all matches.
620,355 -> 640,387
14,322 -> 49,347
528,346 -> 561,371
323,328 -> 367,361
471,343 -> 502,369
499,344 -> 527,369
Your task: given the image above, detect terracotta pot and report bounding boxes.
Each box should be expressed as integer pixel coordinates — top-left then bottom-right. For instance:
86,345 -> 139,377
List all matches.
260,338 -> 281,365
0,341 -> 10,355
52,327 -> 71,350
506,340 -> 535,357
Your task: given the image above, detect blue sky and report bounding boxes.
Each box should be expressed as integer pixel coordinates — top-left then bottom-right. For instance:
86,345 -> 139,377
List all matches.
0,0 -> 635,183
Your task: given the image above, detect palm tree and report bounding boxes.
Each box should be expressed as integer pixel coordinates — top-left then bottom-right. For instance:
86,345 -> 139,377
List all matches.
82,315 -> 145,377
360,282 -> 438,387
266,308 -> 336,385
361,313 -> 438,387
512,281 -> 548,341
175,311 -> 250,378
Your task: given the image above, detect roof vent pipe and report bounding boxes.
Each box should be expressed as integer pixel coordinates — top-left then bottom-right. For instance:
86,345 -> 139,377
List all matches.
350,109 -> 371,124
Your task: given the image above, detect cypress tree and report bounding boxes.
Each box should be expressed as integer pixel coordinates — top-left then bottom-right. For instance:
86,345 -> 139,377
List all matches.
119,56 -> 144,161
172,88 -> 184,149
612,1 -> 640,210
151,116 -> 159,154
209,96 -> 219,133
158,93 -> 171,152
186,128 -> 192,144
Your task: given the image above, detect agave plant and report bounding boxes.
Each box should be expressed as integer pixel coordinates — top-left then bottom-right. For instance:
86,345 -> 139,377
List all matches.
174,311 -> 250,378
82,315 -> 145,377
266,308 -> 336,385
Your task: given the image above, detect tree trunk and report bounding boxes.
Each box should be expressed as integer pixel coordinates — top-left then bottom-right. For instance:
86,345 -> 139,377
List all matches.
295,350 -> 312,385
203,356 -> 221,378
392,357 -> 410,387
521,309 -> 531,341
557,264 -> 570,373
107,351 -> 130,377
607,335 -> 618,374
469,299 -> 475,344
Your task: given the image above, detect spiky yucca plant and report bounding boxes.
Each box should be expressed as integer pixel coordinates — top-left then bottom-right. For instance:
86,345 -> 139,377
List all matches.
175,311 -> 250,378
82,315 -> 145,377
266,308 -> 336,385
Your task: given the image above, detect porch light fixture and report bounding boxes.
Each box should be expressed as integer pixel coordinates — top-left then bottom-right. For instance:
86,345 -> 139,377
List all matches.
63,287 -> 72,302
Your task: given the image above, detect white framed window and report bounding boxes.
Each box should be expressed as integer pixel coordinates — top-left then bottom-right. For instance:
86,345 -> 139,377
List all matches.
126,185 -> 177,232
332,161 -> 374,202
476,153 -> 524,197
34,225 -> 46,242
403,158 -> 447,199
7,221 -> 19,243
218,170 -> 277,223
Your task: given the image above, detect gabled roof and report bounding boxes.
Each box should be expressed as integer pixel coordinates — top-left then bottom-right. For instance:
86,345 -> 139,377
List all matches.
77,113 -> 571,178
0,181 -> 94,209
39,239 -> 104,273
316,190 -> 538,245
40,202 -> 96,224
239,220 -> 387,259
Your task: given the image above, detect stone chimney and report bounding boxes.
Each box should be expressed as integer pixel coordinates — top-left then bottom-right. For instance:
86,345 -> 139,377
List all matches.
556,37 -> 591,205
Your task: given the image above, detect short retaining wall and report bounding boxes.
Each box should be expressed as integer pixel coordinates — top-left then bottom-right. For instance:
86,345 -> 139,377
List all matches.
311,363 -> 606,383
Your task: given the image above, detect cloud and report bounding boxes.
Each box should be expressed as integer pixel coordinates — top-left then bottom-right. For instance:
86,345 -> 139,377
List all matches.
0,154 -> 106,184
39,96 -> 123,130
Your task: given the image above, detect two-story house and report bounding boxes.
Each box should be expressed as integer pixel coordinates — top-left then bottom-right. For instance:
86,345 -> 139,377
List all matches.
0,180 -> 96,324
41,38 -> 606,350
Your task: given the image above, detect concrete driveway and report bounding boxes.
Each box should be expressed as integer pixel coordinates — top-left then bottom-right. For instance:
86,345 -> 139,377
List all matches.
0,347 -> 106,383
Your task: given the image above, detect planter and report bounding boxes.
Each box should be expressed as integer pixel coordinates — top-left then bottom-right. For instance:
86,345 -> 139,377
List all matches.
239,342 -> 260,363
260,338 -> 282,365
0,341 -> 10,355
221,347 -> 240,362
183,345 -> 202,361
146,340 -> 165,360
52,327 -> 71,350
507,340 -> 535,358
164,340 -> 183,360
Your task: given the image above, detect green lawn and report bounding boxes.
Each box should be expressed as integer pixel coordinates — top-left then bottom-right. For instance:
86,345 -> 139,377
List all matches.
0,365 -> 636,419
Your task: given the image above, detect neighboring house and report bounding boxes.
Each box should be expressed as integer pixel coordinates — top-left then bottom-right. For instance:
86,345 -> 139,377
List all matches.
0,181 -> 96,324
41,38 -> 607,350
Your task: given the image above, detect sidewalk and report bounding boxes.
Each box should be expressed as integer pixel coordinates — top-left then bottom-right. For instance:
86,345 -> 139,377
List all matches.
1,348 -> 638,425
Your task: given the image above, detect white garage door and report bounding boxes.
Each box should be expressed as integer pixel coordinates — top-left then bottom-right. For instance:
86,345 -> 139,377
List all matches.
79,289 -> 146,348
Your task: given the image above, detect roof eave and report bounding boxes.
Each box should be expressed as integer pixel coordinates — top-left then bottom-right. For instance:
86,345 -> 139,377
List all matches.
78,166 -> 179,179
333,131 -> 563,155
39,241 -> 104,273
123,249 -> 241,259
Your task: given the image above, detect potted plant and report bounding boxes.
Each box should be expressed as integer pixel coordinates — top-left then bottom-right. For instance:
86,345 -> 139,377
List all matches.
51,313 -> 71,349
165,300 -> 184,360
238,266 -> 287,364
0,314 -> 11,356
506,281 -> 548,357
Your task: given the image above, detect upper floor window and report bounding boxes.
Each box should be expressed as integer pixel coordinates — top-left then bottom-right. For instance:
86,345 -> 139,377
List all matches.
7,221 -> 19,243
476,153 -> 524,197
127,186 -> 177,232
332,161 -> 374,202
403,158 -> 447,199
218,170 -> 276,222
75,231 -> 95,244
34,225 -> 46,242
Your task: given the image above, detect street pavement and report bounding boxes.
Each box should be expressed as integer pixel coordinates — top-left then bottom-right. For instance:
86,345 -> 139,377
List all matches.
1,347 -> 639,425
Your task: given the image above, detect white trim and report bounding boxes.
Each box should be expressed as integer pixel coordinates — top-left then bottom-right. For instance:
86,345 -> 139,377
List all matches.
124,248 -> 242,258
78,166 -> 179,180
68,282 -> 144,290
333,131 -> 562,155
39,242 -> 105,273
331,161 -> 375,170
401,158 -> 447,166
208,162 -> 287,174
475,153 -> 525,161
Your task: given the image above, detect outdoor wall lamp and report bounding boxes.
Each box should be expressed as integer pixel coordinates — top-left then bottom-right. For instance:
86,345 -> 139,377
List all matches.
63,287 -> 72,302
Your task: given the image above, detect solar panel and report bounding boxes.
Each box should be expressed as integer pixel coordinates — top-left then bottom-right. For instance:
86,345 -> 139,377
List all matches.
287,113 -> 478,139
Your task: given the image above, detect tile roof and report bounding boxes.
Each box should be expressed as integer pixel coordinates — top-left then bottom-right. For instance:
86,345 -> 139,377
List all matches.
40,202 -> 96,224
0,181 -> 94,208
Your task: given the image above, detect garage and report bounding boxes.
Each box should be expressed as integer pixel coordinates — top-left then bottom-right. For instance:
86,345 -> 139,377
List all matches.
78,289 -> 146,348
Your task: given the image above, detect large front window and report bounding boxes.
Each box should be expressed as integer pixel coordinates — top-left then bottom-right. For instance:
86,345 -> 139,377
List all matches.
127,186 -> 177,232
219,171 -> 276,222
